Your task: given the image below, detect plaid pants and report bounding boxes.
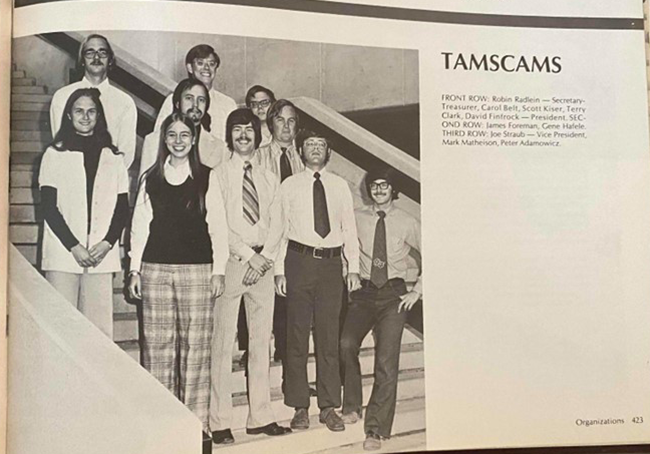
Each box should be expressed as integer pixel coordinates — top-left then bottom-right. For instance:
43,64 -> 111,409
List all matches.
141,262 -> 213,432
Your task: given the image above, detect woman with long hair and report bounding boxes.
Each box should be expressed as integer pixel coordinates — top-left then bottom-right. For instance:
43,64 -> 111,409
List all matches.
39,87 -> 129,338
128,112 -> 228,434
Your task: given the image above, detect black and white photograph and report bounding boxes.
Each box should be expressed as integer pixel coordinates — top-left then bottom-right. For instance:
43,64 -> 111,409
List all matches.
9,27 -> 423,454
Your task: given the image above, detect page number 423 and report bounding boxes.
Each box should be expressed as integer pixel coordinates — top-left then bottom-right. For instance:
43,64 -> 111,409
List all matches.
631,416 -> 644,424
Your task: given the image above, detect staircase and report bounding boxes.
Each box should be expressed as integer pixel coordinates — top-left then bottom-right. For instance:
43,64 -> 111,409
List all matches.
9,65 -> 425,454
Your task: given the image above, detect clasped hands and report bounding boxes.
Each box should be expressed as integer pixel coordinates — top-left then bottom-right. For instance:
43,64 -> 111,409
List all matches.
242,252 -> 273,286
71,241 -> 111,268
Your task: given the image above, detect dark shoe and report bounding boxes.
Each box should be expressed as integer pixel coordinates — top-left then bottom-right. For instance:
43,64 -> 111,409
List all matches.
246,422 -> 292,436
290,408 -> 310,430
363,432 -> 381,450
309,387 -> 318,397
319,407 -> 345,432
211,428 -> 234,444
238,351 -> 248,368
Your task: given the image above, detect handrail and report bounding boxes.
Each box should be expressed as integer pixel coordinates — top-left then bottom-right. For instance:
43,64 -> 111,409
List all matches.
7,244 -> 201,454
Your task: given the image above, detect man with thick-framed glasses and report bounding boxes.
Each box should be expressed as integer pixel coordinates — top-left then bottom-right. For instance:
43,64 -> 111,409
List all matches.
50,34 -> 137,169
154,44 -> 237,145
339,167 -> 422,451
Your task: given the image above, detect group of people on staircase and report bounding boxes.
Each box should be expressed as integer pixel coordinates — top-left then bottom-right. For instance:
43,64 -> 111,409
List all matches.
38,33 -> 422,451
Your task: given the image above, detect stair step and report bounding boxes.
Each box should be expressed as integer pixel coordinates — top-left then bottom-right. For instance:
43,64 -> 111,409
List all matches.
10,205 -> 38,223
11,120 -> 49,131
11,130 -> 51,142
9,223 -> 39,244
12,102 -> 49,112
9,187 -> 39,204
114,312 -> 139,342
15,244 -> 37,266
114,293 -> 138,314
227,379 -> 424,442
13,78 -> 35,86
10,170 -> 36,189
310,427 -> 426,454
13,70 -> 26,78
12,94 -> 53,103
11,152 -> 42,166
12,86 -> 47,94
11,141 -> 47,153
11,110 -> 49,121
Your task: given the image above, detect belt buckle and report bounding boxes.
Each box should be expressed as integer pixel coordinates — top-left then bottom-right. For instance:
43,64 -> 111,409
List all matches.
312,247 -> 324,259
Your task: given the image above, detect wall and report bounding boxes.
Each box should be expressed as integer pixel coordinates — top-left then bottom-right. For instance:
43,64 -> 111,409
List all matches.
7,246 -> 201,454
13,30 -> 419,112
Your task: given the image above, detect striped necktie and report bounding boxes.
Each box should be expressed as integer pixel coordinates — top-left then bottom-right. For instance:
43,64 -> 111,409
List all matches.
242,161 -> 260,225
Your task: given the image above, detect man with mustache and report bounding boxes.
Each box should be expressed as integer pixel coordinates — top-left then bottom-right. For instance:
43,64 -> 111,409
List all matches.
339,168 -> 422,451
50,34 -> 137,170
139,78 -> 227,176
154,44 -> 237,144
208,108 -> 291,444
275,129 -> 360,432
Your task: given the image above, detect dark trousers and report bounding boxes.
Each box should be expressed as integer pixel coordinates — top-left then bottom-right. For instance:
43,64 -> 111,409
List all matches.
284,248 -> 343,409
340,279 -> 408,438
238,295 -> 287,362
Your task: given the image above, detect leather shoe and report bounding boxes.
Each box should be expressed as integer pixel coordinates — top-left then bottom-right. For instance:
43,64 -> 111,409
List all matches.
246,422 -> 292,436
211,428 -> 234,444
290,408 -> 310,430
319,407 -> 345,432
363,432 -> 381,450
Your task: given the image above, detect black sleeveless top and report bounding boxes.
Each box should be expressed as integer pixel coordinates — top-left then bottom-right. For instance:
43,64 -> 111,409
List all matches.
142,164 -> 213,264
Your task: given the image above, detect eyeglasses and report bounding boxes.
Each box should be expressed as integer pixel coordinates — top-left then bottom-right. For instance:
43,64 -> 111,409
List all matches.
250,99 -> 272,109
83,49 -> 110,59
304,140 -> 327,150
370,182 -> 390,190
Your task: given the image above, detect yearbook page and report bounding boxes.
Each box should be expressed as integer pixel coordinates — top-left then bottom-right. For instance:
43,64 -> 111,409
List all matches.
7,1 -> 650,453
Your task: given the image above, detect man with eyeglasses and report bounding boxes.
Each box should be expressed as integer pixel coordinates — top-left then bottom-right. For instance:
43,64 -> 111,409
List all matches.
275,129 -> 360,433
339,168 -> 422,451
245,85 -> 276,148
154,44 -> 237,144
50,34 -> 137,169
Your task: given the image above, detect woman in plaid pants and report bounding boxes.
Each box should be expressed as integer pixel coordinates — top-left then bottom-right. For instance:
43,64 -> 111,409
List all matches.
128,112 -> 228,433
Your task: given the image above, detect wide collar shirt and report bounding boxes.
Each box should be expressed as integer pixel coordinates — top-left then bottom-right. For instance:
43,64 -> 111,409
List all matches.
208,151 -> 283,264
276,167 -> 359,275
355,204 -> 422,294
163,155 -> 192,185
154,87 -> 237,143
39,145 -> 129,274
50,77 -> 137,170
255,140 -> 305,181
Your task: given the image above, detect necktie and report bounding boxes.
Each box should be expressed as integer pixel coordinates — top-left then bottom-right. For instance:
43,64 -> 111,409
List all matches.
242,161 -> 260,225
313,172 -> 331,238
370,210 -> 388,288
280,147 -> 292,183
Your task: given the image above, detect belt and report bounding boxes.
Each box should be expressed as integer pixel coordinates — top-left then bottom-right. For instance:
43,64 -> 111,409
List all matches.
360,278 -> 405,289
288,240 -> 342,259
251,245 -> 263,254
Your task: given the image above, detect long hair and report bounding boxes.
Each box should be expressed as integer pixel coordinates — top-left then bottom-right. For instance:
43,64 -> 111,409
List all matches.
172,78 -> 212,132
76,34 -> 115,74
50,88 -> 118,154
141,112 -> 206,213
225,108 -> 262,151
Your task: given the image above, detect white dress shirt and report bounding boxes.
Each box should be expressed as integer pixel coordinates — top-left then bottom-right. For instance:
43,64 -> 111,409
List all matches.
276,167 -> 359,275
255,140 -> 305,180
139,127 -> 227,178
50,77 -> 137,170
154,87 -> 237,143
130,156 -> 229,275
208,152 -> 283,264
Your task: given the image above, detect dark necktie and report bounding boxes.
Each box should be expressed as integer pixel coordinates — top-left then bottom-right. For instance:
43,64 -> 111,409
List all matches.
280,147 -> 292,183
370,210 -> 388,288
242,161 -> 260,225
313,172 -> 331,238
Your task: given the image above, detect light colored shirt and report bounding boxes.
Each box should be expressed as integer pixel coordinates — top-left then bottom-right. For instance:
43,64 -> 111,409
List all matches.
276,167 -> 359,275
130,165 -> 229,275
255,140 -> 304,180
50,77 -> 137,170
154,87 -> 237,143
39,146 -> 129,274
355,204 -> 422,294
139,127 -> 227,178
208,152 -> 283,264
